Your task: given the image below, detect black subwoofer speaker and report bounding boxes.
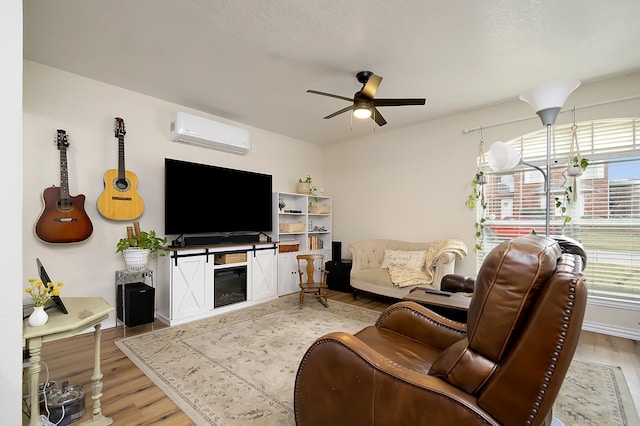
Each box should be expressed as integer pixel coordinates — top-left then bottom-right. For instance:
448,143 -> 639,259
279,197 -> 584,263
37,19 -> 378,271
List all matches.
331,241 -> 342,262
117,282 -> 155,327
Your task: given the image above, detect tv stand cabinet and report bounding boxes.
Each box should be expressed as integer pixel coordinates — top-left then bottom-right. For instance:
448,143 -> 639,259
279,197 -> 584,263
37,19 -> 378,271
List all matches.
156,242 -> 277,326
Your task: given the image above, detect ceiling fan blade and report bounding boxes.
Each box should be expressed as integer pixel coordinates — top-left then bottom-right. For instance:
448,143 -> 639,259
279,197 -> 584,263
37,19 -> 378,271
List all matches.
361,74 -> 382,98
307,90 -> 353,102
323,105 -> 353,119
372,108 -> 387,126
373,98 -> 426,107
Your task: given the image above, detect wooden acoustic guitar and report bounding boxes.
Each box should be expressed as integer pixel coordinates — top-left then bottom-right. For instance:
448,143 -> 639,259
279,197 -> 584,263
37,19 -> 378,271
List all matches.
97,117 -> 144,220
35,130 -> 94,243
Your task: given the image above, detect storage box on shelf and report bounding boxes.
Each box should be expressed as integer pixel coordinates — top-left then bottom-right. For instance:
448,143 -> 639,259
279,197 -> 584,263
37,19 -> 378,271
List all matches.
214,252 -> 247,264
272,192 -> 332,296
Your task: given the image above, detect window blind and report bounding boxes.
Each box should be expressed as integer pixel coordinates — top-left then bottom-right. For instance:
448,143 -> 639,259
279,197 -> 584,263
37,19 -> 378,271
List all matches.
476,118 -> 640,301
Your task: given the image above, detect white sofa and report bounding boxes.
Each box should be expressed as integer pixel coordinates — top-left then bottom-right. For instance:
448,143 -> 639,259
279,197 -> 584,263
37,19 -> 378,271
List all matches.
347,239 -> 467,299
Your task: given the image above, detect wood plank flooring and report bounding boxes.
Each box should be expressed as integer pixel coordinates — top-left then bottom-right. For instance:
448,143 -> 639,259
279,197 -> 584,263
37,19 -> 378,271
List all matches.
28,290 -> 639,425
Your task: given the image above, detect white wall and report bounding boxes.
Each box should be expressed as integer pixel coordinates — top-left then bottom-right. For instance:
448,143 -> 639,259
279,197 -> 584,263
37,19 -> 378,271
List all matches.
22,60 -> 325,319
324,71 -> 640,338
3,1 -> 23,423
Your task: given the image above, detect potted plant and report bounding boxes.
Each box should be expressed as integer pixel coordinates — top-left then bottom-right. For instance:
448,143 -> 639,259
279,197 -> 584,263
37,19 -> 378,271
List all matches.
297,175 -> 317,195
556,157 -> 589,224
116,222 -> 167,271
567,156 -> 589,177
278,199 -> 286,212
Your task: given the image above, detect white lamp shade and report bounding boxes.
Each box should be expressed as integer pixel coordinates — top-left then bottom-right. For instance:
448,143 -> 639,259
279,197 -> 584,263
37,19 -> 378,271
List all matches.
519,79 -> 581,125
488,141 -> 521,171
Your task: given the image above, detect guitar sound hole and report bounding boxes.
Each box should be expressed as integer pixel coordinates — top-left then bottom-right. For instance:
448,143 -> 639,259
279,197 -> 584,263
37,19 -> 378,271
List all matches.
57,199 -> 73,212
114,178 -> 130,192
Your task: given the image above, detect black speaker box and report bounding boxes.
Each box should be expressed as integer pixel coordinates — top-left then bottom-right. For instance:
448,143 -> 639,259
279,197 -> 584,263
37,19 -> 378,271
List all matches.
325,260 -> 352,293
331,241 -> 342,262
117,282 -> 155,327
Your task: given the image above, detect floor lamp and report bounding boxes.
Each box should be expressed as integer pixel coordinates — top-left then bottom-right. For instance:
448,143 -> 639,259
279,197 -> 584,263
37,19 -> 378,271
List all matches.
488,79 -> 580,236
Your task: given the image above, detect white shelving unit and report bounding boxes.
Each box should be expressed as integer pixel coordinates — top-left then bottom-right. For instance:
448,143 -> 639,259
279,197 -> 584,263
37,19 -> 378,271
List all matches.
272,192 -> 332,295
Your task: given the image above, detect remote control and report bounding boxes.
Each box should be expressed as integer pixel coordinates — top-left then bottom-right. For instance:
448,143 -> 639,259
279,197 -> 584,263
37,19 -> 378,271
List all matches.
424,288 -> 453,297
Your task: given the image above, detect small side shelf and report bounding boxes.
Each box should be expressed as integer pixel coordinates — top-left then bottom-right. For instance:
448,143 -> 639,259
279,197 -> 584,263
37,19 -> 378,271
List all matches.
115,269 -> 155,337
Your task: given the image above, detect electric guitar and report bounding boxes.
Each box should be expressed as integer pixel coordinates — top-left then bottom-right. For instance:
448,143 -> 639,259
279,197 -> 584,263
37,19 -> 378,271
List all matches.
97,117 -> 144,220
35,130 -> 94,243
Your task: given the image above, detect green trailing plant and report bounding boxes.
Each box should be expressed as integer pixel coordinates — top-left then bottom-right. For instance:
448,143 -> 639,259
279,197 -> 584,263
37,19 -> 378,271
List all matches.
555,157 -> 589,224
466,171 -> 487,250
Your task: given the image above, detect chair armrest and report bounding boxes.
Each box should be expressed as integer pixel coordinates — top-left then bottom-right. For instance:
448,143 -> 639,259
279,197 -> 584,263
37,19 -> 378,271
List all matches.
441,274 -> 475,293
375,301 -> 466,350
295,331 -> 498,426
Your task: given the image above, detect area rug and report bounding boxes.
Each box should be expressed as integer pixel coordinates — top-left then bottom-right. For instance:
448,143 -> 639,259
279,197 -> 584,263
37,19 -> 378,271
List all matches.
116,295 -> 638,425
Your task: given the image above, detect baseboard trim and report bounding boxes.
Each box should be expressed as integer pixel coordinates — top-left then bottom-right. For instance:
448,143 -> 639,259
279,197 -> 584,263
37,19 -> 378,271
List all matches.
582,321 -> 640,341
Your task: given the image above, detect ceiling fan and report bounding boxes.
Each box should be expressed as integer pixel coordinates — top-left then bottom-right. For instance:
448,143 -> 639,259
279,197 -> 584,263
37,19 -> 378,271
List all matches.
307,71 -> 426,126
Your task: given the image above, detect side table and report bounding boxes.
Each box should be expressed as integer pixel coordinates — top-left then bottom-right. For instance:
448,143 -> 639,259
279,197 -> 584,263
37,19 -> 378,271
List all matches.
403,287 -> 471,322
23,297 -> 114,426
325,259 -> 352,293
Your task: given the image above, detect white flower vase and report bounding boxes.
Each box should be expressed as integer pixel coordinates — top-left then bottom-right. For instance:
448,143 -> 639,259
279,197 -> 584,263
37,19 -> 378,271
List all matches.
28,306 -> 48,327
123,248 -> 151,271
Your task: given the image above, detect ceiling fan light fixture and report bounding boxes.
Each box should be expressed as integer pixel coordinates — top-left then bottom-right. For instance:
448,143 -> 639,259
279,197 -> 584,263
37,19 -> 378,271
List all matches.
353,102 -> 372,119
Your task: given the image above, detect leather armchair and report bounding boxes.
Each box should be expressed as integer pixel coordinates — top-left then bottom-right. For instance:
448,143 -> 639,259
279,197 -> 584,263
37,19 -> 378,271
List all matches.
294,236 -> 587,425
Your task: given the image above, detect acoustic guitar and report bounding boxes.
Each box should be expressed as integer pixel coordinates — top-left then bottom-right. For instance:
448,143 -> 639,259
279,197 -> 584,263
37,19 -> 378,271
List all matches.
35,130 -> 94,243
97,117 -> 144,220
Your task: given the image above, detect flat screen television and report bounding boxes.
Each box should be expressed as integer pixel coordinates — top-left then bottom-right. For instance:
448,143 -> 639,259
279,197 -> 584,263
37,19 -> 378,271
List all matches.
164,158 -> 272,236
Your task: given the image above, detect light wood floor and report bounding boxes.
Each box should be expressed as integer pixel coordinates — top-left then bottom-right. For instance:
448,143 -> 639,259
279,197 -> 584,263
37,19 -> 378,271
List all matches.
29,290 -> 639,425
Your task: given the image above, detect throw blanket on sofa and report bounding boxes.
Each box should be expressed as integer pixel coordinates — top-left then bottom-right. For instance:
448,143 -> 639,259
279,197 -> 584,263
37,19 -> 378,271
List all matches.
388,239 -> 468,287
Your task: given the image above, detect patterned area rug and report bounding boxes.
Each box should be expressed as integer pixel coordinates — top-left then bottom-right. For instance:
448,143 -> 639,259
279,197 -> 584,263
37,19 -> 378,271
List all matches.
116,295 -> 638,425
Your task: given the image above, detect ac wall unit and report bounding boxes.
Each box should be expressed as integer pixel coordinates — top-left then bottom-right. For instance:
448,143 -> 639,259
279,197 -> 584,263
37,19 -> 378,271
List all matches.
169,112 -> 250,155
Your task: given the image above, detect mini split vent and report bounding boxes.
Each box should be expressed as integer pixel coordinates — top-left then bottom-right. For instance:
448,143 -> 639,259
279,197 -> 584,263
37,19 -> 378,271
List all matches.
169,112 -> 251,155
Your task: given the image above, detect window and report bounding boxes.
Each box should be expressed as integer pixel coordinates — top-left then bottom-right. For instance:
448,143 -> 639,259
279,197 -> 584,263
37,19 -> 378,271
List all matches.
476,118 -> 640,302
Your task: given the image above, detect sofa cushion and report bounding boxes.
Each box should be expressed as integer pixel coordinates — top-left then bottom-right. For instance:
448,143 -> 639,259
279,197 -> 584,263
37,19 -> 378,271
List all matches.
380,249 -> 427,271
351,268 -> 394,287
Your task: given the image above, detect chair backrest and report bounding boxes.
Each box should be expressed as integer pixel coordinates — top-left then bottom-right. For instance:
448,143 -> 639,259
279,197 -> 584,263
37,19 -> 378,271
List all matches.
297,254 -> 325,286
429,235 -> 587,425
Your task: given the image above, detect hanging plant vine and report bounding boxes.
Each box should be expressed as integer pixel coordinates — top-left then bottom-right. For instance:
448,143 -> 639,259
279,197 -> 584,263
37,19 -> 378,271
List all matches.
555,112 -> 589,224
466,128 -> 488,250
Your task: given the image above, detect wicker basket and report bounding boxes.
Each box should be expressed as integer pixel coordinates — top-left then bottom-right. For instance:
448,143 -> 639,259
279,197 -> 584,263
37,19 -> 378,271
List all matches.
280,222 -> 305,233
214,253 -> 247,264
309,205 -> 330,214
122,248 -> 150,272
278,242 -> 300,253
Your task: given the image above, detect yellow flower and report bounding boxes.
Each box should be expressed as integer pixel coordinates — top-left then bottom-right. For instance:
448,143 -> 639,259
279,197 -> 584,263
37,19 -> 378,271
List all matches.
25,278 -> 63,307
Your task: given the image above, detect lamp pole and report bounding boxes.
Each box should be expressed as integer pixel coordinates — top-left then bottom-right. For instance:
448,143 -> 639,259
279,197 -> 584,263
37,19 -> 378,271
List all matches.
545,123 -> 551,236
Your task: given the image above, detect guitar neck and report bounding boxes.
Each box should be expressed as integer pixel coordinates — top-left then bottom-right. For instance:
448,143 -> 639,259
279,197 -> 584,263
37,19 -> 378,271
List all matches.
118,134 -> 127,179
59,143 -> 70,201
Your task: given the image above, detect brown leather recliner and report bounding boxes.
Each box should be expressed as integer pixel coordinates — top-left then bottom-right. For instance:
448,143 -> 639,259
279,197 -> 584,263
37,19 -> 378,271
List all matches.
294,235 -> 587,426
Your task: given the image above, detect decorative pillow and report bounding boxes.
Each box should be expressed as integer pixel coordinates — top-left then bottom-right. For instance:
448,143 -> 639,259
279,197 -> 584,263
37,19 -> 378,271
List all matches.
381,249 -> 427,271
388,267 -> 431,287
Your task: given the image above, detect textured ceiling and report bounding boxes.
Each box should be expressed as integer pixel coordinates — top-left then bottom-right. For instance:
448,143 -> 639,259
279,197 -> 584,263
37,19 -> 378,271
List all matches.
23,0 -> 640,145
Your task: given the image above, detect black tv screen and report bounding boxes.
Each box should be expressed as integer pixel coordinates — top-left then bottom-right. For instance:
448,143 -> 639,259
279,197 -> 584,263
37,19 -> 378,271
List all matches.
164,158 -> 272,235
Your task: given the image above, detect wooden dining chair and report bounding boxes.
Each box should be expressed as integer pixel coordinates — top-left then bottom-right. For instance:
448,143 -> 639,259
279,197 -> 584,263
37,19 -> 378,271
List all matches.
296,254 -> 329,308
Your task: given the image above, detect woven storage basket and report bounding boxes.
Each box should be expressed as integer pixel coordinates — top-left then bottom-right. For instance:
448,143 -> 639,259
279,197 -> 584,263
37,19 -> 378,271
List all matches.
122,248 -> 150,272
309,205 -> 330,214
214,253 -> 247,264
280,222 -> 305,233
278,242 -> 300,253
